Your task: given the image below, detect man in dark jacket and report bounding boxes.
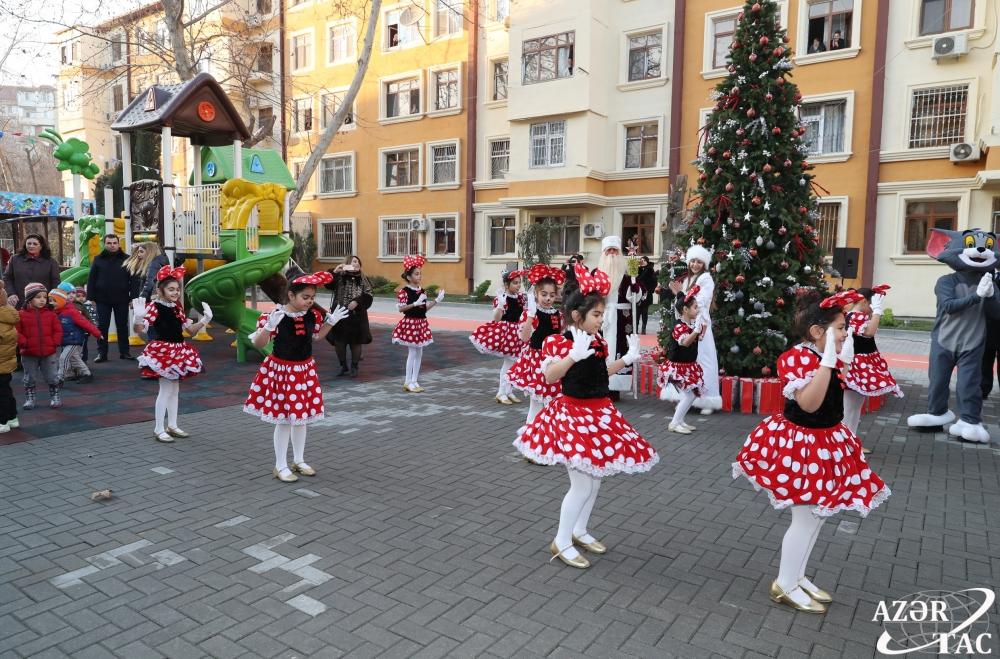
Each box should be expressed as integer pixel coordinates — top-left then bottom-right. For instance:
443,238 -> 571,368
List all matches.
87,235 -> 133,361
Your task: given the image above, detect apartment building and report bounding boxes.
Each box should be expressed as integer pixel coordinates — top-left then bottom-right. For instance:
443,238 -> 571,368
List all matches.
0,86 -> 57,136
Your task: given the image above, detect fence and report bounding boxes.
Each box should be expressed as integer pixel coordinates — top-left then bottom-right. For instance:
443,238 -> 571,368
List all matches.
173,184 -> 222,253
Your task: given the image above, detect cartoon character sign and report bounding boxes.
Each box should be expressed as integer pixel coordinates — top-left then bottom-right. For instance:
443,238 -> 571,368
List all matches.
907,228 -> 1000,443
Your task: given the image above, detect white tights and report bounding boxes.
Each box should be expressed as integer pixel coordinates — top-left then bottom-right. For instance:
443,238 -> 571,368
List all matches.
273,424 -> 308,471
526,397 -> 544,425
842,389 -> 864,436
153,379 -> 180,434
671,390 -> 697,426
554,468 -> 602,560
497,357 -> 516,397
776,505 -> 826,605
405,347 -> 424,386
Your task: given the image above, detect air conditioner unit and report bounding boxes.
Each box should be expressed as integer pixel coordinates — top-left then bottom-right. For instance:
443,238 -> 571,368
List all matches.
583,222 -> 605,239
932,33 -> 969,60
949,141 -> 981,162
410,218 -> 429,232
248,14 -> 264,27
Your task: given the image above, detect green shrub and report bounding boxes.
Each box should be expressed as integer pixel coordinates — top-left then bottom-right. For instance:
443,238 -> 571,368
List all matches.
425,284 -> 440,297
881,308 -> 896,327
368,274 -> 391,290
474,280 -> 492,299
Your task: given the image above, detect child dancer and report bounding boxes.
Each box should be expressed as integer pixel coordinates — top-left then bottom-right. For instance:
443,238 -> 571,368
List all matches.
507,264 -> 565,424
133,266 -> 211,443
17,283 -> 62,409
659,287 -> 705,435
514,264 -> 658,569
843,286 -> 903,449
470,268 -> 527,404
244,272 -> 348,482
50,288 -> 101,385
732,290 -> 890,613
392,255 -> 445,393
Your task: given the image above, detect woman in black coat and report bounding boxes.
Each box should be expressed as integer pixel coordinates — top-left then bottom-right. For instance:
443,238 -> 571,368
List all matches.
3,234 -> 61,307
635,256 -> 659,334
324,255 -> 373,377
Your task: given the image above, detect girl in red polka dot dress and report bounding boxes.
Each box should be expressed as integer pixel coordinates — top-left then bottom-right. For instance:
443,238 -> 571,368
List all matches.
658,287 -> 705,435
732,290 -> 890,613
470,268 -> 528,405
392,255 -> 445,393
244,272 -> 349,483
513,264 -> 658,569
133,266 -> 211,443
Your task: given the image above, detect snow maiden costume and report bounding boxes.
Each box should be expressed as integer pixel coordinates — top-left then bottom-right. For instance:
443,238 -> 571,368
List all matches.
507,264 -> 566,420
470,267 -> 528,404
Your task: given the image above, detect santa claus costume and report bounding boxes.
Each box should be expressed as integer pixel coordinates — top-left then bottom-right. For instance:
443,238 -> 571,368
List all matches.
392,255 -> 445,392
732,290 -> 890,613
244,271 -> 349,482
658,286 -> 705,434
470,268 -> 528,404
133,266 -> 211,443
513,264 -> 658,569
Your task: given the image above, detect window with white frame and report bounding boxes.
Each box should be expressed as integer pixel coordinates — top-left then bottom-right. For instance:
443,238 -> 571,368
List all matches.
385,8 -> 420,48
430,215 -> 458,255
815,202 -> 841,257
711,15 -> 736,69
909,84 -> 968,149
321,91 -> 353,128
385,77 -> 421,118
529,120 -> 566,168
383,148 -> 420,188
489,216 -> 516,255
433,68 -> 459,111
920,0 -> 974,36
429,142 -> 458,185
492,59 -> 508,101
522,32 -> 574,84
319,155 -> 353,194
628,31 -> 662,81
328,22 -> 355,64
807,0 -> 853,50
535,216 -> 580,255
382,218 -> 420,256
489,138 -> 510,180
493,0 -> 509,22
801,99 -> 846,155
293,98 -> 313,132
624,122 -> 658,169
434,0 -> 462,37
904,199 -> 957,254
320,220 -> 353,258
291,32 -> 312,70
622,212 -> 655,255
155,21 -> 169,46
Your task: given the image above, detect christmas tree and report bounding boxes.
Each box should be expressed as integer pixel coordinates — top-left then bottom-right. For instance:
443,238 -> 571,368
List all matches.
660,0 -> 829,378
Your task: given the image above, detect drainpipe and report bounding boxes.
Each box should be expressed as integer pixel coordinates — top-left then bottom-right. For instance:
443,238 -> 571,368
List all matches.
464,0 -> 480,294
279,0 -> 287,162
861,0 -> 890,287
667,0 -> 686,180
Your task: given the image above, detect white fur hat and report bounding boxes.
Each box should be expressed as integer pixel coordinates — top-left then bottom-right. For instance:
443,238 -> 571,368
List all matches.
602,235 -> 622,252
686,244 -> 712,267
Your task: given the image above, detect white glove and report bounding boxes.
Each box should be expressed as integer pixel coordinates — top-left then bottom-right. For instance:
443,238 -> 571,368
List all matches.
435,290 -> 445,303
494,290 -> 507,309
414,293 -> 428,307
131,297 -> 146,318
525,292 -> 538,317
819,326 -> 839,369
264,307 -> 285,332
622,334 -> 641,366
837,332 -> 854,365
200,302 -> 213,324
325,305 -> 349,326
869,294 -> 884,316
977,273 -> 994,299
567,327 -> 595,362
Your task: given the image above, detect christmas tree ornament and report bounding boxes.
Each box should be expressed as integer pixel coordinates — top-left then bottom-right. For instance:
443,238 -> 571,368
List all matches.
799,178 -> 806,186
735,274 -> 745,284
756,236 -> 764,246
731,344 -> 741,353
736,128 -> 745,136
763,163 -> 772,173
761,366 -> 772,376
733,327 -> 742,335
708,147 -> 717,156
725,182 -> 734,192
749,53 -> 758,62
766,240 -> 775,250
776,297 -> 785,307
772,127 -> 781,135
735,291 -> 745,300
732,238 -> 742,248
804,265 -> 812,273
752,196 -> 762,205
753,346 -> 763,355
747,108 -> 756,118
784,159 -> 792,167
773,47 -> 784,57
749,248 -> 758,257
759,36 -> 769,46
765,92 -> 773,101
723,150 -> 731,159
778,226 -> 787,235
751,2 -> 761,12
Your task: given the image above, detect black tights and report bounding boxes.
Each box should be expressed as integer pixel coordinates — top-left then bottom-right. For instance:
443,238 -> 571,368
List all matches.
636,306 -> 650,334
334,342 -> 363,366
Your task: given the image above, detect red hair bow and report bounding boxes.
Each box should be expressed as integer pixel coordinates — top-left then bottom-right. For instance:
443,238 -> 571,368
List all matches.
156,265 -> 186,282
871,284 -> 891,295
403,254 -> 426,271
574,263 -> 611,297
684,285 -> 701,303
820,290 -> 864,309
527,264 -> 566,286
292,271 -> 334,286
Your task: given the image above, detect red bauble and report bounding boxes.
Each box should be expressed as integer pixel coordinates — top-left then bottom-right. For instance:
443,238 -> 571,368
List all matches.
763,163 -> 772,173
719,368 -> 727,376
782,35 -> 790,43
733,327 -> 742,335
761,366 -> 772,376
751,2 -> 761,12
749,173 -> 758,181
725,182 -> 734,192
733,239 -> 743,248
793,92 -> 802,103
708,147 -> 717,156
749,53 -> 758,62
776,297 -> 785,307
722,150 -> 732,159
728,65 -> 736,72
759,36 -> 769,46
799,206 -> 808,214
747,108 -> 756,118
735,274 -> 746,284
715,167 -> 723,175
749,248 -> 758,257
736,128 -> 745,136
765,93 -> 773,101
776,77 -> 786,86
699,173 -> 707,181
733,221 -> 742,229
731,86 -> 740,95
772,127 -> 782,135
779,260 -> 789,270
732,40 -> 741,50
742,139 -> 752,146
784,159 -> 792,168
753,346 -> 763,355
773,47 -> 784,57
778,226 -> 787,235
752,196 -> 762,205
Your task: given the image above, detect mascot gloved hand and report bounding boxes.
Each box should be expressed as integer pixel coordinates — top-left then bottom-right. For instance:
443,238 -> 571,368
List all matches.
907,228 -> 1000,443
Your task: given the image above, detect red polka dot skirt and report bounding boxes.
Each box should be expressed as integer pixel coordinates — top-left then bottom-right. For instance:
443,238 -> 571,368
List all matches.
392,318 -> 433,347
469,321 -> 525,357
138,341 -> 203,380
243,356 -> 325,425
657,360 -> 704,394
732,415 -> 891,517
506,347 -> 561,402
513,395 -> 659,477
845,352 -> 903,397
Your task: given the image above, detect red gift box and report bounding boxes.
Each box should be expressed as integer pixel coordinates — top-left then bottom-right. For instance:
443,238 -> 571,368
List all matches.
720,376 -> 737,412
756,378 -> 783,415
739,378 -> 754,414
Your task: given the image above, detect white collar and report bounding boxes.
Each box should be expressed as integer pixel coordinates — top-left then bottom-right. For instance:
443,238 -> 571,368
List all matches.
282,307 -> 308,318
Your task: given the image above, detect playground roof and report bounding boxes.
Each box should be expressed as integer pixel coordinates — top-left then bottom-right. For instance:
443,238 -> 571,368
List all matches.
191,146 -> 297,190
110,73 -> 250,146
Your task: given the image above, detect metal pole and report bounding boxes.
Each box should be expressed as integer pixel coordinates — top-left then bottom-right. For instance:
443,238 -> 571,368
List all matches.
161,126 -> 175,266
121,132 -> 133,247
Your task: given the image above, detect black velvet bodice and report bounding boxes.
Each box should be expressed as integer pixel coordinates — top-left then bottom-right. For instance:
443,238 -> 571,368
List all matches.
561,331 -> 610,399
529,309 -> 561,350
671,325 -> 698,364
402,287 -> 427,319
501,296 -> 524,323
847,313 -> 877,354
152,302 -> 184,343
783,353 -> 844,429
272,310 -> 317,361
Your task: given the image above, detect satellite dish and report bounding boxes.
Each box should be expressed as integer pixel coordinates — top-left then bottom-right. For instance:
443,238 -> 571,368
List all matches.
399,6 -> 424,26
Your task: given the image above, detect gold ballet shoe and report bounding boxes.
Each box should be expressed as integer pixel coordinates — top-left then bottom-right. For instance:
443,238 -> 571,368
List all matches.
403,384 -> 411,392
495,394 -> 513,405
572,534 -> 607,554
272,467 -> 298,483
411,384 -> 425,393
166,427 -> 189,438
549,541 -> 589,569
769,581 -> 826,614
290,462 -> 316,477
154,431 -> 174,443
862,446 -> 873,455
798,580 -> 833,603
508,393 -> 521,403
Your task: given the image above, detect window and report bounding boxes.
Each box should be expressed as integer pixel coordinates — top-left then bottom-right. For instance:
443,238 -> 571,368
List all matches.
385,8 -> 420,48
801,100 -> 846,154
60,45 -> 69,65
385,77 -> 421,118
321,92 -> 353,128
429,142 -> 458,185
909,84 -> 968,149
920,0 -> 974,36
293,98 -> 313,132
382,218 -> 420,256
489,138 -> 510,180
328,23 -> 354,64
256,0 -> 272,13
816,202 -> 841,256
490,216 -> 516,255
291,32 -> 312,70
320,221 -> 353,259
383,148 -> 420,188
904,200 -> 957,253
711,15 -> 736,69
621,213 -> 655,255
435,0 -> 462,37
432,68 -> 459,111
522,32 -> 574,84
155,21 -> 168,47
288,0 -> 306,6
430,216 -> 457,255
257,107 -> 274,138
111,33 -> 125,63
71,42 -> 79,61
494,0 -> 509,22
529,120 -> 566,168
536,216 -> 580,255
625,122 -> 658,169
319,155 -> 353,194
111,85 -> 124,113
255,43 -> 273,73
993,197 -> 1000,234
114,135 -> 123,161
292,161 -> 304,183
807,0 -> 852,50
628,32 -> 662,81
492,59 -> 508,101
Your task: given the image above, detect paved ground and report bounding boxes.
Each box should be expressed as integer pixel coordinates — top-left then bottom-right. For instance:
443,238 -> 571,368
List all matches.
1,323 -> 998,658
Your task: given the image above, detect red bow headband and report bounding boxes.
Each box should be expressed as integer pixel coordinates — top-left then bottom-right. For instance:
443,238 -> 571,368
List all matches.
820,290 -> 864,309
871,284 -> 891,295
527,263 -> 566,286
403,255 -> 426,271
574,263 -> 611,297
502,268 -> 527,283
156,265 -> 186,282
684,285 -> 701,303
292,271 -> 334,286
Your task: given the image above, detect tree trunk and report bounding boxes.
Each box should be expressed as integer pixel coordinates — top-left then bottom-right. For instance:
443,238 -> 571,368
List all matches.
160,0 -> 197,80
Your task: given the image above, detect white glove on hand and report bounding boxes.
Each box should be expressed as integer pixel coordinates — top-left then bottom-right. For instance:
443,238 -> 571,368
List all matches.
264,307 -> 285,332
568,327 -> 595,363
131,297 -> 146,318
819,326 -> 839,369
622,334 -> 641,366
414,293 -> 428,307
869,294 -> 885,316
525,292 -> 538,317
200,302 -> 213,324
325,305 -> 349,326
977,272 -> 994,299
837,332 -> 854,365
435,290 -> 445,303
494,290 -> 507,309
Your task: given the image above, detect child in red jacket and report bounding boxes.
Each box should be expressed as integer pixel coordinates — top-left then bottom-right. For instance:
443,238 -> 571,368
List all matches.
17,283 -> 63,409
50,288 -> 101,384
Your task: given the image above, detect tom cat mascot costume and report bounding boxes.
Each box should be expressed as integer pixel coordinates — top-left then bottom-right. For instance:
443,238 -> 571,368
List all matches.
907,228 -> 1000,443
